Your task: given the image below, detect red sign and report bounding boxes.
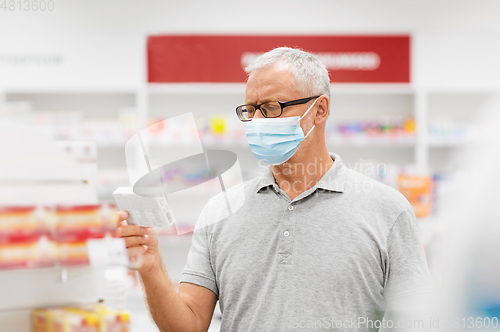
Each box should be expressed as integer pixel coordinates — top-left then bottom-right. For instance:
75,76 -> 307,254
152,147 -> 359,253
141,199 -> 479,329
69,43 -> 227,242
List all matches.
147,35 -> 410,83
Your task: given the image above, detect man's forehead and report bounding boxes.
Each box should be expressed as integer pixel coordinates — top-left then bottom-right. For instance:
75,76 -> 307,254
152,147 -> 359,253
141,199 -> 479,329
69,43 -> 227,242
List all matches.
245,65 -> 298,102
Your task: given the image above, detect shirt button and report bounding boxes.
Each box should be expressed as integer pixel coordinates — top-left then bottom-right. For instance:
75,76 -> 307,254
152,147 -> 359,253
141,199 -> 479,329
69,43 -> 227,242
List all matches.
284,231 -> 290,237
287,205 -> 294,211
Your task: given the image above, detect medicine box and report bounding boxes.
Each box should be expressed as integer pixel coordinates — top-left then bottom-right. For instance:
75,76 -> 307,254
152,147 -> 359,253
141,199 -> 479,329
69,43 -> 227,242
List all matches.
113,187 -> 175,228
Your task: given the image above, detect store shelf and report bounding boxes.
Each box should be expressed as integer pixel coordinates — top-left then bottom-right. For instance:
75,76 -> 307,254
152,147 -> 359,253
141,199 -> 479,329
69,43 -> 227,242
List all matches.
4,91 -> 136,117
42,136 -> 418,149
3,84 -> 496,199
0,266 -> 105,312
126,287 -> 221,332
0,129 -> 126,332
428,136 -> 477,148
426,90 -> 499,174
2,83 -> 498,328
328,135 -> 415,147
0,310 -> 32,332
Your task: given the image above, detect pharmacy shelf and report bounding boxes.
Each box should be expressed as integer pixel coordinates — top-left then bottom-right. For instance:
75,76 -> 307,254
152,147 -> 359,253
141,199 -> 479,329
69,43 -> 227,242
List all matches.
66,136 -> 418,149
428,137 -> 477,148
329,136 -> 415,147
0,266 -> 106,312
0,130 -> 120,332
2,85 -> 498,179
3,91 -> 136,117
94,140 -> 250,148
426,90 -> 500,173
1,84 -> 498,332
96,138 -> 416,149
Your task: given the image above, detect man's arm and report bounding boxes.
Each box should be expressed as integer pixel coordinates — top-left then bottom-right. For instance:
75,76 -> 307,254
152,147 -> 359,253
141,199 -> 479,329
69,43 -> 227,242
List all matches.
383,207 -> 436,312
116,211 -> 217,332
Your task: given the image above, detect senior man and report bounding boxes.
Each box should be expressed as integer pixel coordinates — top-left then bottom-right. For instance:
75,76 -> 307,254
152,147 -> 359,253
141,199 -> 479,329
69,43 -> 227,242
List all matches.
117,47 -> 435,332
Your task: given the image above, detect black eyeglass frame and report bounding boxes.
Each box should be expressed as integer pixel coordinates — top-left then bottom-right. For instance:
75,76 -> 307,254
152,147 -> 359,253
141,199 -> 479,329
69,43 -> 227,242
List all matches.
236,95 -> 321,122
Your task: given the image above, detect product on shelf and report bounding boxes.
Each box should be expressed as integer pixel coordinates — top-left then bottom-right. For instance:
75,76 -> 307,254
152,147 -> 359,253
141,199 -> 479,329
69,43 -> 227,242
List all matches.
429,117 -> 468,138
0,203 -> 121,270
32,305 -> 130,332
143,116 -> 247,146
55,205 -> 108,242
397,175 -> 433,217
55,204 -> 120,266
329,117 -> 416,144
427,117 -> 492,146
0,206 -> 56,269
162,163 -> 213,190
0,206 -> 51,244
141,115 -> 418,146
54,309 -> 99,332
0,236 -> 56,269
403,118 -> 416,132
81,304 -> 130,332
1,101 -> 141,144
57,241 -> 91,266
209,115 -> 226,135
430,171 -> 457,216
33,307 -> 65,332
119,108 -> 139,140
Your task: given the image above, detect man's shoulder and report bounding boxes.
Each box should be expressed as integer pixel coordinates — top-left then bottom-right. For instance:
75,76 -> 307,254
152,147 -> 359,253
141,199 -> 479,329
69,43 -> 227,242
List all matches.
192,175 -> 262,231
342,165 -> 413,218
201,175 -> 262,217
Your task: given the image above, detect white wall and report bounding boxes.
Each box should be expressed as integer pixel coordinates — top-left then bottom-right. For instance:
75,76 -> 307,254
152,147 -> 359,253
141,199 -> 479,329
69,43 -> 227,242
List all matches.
0,0 -> 499,89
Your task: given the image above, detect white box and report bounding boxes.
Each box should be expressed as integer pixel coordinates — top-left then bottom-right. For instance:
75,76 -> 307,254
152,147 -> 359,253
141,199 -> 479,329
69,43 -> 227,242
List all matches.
113,187 -> 175,228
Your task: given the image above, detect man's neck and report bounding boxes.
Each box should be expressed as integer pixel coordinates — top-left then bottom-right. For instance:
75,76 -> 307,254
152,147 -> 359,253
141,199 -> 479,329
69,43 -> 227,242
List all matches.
272,148 -> 334,201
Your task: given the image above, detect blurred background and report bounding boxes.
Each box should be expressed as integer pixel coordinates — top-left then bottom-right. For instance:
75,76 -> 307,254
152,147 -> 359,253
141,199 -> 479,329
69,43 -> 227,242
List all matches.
1,0 -> 500,331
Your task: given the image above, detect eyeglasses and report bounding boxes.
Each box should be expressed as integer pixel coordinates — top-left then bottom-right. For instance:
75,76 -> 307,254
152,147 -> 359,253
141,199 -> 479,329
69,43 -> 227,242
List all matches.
236,95 -> 320,122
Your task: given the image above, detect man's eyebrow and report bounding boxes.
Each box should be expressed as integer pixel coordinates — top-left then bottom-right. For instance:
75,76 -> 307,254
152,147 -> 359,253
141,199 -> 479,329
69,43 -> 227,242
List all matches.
245,97 -> 282,105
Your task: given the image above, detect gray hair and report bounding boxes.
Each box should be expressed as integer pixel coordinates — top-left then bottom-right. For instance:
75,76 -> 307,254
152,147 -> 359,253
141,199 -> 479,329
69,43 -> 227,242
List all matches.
244,47 -> 331,102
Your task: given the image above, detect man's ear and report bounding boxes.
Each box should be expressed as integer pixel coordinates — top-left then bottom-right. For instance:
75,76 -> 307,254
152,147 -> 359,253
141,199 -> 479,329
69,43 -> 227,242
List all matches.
315,95 -> 330,125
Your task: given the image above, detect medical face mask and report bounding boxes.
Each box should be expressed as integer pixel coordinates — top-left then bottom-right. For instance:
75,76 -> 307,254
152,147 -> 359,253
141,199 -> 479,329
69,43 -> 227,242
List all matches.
244,98 -> 319,165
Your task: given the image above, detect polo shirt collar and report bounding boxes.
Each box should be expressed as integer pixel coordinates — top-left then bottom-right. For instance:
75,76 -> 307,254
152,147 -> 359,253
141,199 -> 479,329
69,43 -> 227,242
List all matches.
256,152 -> 347,193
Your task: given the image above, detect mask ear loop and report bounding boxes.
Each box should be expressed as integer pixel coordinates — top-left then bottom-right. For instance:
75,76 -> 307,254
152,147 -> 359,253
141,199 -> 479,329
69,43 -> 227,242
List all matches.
299,96 -> 321,121
300,96 -> 321,138
304,124 -> 315,138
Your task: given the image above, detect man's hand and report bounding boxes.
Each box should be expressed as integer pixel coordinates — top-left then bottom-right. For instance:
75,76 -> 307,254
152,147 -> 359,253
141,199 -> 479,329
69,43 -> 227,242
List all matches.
114,211 -> 217,332
115,211 -> 161,274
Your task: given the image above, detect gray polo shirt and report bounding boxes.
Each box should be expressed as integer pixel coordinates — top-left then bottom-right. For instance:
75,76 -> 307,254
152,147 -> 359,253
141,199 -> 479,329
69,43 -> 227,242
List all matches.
180,153 -> 434,331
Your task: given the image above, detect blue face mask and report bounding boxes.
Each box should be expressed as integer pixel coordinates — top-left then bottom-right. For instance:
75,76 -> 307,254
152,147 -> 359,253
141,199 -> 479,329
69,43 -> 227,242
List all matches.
244,97 -> 319,165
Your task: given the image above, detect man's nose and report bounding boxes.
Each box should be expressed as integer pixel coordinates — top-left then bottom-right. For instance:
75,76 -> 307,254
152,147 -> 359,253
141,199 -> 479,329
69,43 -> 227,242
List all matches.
253,108 -> 265,119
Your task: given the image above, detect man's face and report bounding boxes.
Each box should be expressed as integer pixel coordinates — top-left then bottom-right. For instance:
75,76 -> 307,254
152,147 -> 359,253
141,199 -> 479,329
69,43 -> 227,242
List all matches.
244,64 -> 318,165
